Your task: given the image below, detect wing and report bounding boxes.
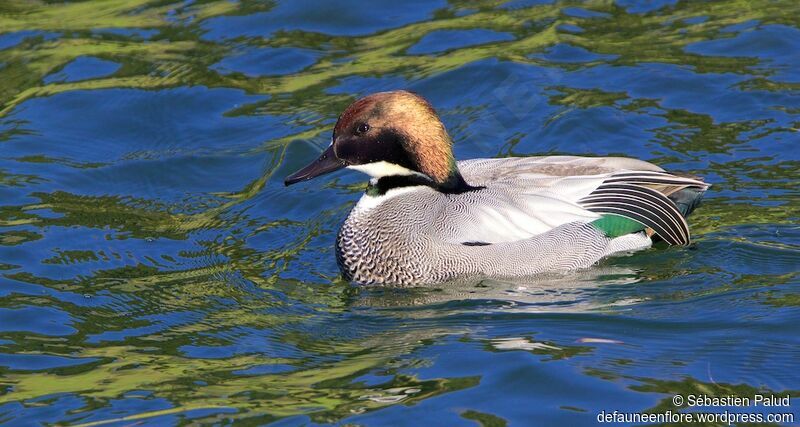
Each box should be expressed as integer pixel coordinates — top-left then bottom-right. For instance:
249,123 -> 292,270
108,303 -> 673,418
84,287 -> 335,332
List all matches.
578,171 -> 709,245
458,155 -> 664,185
439,157 -> 621,244
450,156 -> 708,246
437,189 -> 602,245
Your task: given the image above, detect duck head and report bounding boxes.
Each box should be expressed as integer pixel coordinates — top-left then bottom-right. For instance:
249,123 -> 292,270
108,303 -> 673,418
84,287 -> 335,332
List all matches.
284,90 -> 476,193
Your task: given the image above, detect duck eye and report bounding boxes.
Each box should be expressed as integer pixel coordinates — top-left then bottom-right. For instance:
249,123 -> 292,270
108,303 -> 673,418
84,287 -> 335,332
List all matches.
356,123 -> 370,134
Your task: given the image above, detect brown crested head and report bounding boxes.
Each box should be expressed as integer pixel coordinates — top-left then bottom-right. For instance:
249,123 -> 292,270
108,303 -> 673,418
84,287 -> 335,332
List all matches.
285,90 -> 476,193
333,91 -> 457,183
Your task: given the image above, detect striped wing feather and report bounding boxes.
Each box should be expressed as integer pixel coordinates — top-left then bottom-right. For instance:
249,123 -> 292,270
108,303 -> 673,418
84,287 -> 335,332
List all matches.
579,171 -> 709,246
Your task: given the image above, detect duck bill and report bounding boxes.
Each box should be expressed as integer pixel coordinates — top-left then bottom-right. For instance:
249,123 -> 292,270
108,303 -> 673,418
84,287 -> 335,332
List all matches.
284,145 -> 346,186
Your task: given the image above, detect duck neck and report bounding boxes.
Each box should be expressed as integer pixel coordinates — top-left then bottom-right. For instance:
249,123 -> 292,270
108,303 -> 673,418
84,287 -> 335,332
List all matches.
367,169 -> 482,196
437,164 -> 482,194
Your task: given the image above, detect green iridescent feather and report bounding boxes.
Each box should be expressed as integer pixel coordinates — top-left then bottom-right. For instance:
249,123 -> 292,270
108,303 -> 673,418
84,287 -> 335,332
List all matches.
591,214 -> 647,238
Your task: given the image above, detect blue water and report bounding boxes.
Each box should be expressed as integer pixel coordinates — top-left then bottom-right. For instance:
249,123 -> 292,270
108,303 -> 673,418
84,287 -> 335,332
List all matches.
0,0 -> 798,425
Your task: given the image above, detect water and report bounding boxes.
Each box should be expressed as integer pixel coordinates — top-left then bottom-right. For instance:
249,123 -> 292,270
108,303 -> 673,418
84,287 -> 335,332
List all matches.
1,0 -> 799,425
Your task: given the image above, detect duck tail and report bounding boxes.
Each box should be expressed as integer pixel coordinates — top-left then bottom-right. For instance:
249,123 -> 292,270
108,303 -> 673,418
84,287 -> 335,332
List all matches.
668,186 -> 707,218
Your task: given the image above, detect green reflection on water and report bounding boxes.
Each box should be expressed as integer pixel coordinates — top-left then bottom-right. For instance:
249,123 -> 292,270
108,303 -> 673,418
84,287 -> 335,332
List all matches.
2,0 -> 798,118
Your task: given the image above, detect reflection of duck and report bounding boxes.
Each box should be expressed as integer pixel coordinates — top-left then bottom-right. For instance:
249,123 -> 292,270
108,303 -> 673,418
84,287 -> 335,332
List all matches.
285,91 -> 709,286
352,267 -> 645,311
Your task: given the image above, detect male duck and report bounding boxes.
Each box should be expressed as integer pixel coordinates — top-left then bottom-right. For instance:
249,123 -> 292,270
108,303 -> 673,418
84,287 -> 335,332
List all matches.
285,91 -> 709,286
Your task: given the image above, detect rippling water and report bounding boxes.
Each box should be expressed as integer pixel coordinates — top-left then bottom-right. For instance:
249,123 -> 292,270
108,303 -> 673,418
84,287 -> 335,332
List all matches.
1,0 -> 799,425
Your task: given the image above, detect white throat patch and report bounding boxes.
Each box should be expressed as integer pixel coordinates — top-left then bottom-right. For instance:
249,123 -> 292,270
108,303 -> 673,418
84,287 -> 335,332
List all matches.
347,161 -> 424,179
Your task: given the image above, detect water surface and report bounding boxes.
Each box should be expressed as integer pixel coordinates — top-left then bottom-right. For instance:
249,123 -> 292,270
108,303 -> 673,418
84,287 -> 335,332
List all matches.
0,0 -> 799,425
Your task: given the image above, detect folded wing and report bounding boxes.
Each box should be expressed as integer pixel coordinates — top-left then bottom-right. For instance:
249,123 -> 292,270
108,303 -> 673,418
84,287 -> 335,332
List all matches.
578,171 -> 709,245
454,157 -> 709,246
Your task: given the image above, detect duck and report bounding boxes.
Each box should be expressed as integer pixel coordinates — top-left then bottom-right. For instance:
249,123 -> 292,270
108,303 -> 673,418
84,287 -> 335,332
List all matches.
284,90 -> 709,286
